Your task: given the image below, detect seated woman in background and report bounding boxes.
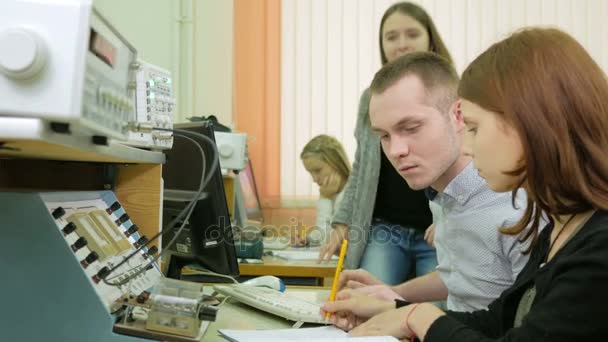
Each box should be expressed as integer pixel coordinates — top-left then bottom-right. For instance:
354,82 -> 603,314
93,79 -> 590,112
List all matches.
322,27 -> 608,341
298,134 -> 351,246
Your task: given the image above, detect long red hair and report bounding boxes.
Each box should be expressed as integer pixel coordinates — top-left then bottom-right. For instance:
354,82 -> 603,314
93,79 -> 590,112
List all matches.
459,28 -> 608,252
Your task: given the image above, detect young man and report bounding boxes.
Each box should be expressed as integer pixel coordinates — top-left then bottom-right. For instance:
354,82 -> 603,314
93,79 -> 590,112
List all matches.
332,52 -> 530,312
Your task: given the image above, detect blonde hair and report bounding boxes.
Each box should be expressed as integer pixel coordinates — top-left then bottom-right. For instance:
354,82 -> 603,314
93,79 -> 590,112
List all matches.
300,135 -> 351,182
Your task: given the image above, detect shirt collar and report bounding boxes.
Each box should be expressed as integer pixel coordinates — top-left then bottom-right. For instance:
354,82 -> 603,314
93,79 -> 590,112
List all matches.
425,187 -> 438,200
431,161 -> 485,206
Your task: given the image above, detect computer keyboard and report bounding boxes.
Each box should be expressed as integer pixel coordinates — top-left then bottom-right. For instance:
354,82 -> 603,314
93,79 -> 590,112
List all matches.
213,284 -> 328,324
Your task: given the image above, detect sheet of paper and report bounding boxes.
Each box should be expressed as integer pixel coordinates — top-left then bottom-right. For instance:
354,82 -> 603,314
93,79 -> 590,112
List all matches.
219,326 -> 346,341
273,249 -> 337,260
218,326 -> 399,342
263,238 -> 290,250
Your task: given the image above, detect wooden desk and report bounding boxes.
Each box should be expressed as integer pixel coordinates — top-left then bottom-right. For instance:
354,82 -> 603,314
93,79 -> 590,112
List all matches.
239,255 -> 337,286
181,248 -> 338,286
203,287 -> 331,341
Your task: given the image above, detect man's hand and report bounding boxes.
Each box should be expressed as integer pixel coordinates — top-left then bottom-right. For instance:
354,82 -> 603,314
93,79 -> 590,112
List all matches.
321,289 -> 395,331
336,269 -> 383,291
317,223 -> 348,263
424,224 -> 436,247
351,284 -> 404,302
319,172 -> 343,198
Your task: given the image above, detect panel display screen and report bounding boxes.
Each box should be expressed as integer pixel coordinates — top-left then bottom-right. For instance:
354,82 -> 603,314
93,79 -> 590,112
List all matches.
89,29 -> 116,68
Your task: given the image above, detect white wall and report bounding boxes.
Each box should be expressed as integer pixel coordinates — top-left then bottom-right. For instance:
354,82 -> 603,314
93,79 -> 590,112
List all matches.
193,0 -> 234,126
94,0 -> 180,117
280,0 -> 608,200
94,0 -> 234,125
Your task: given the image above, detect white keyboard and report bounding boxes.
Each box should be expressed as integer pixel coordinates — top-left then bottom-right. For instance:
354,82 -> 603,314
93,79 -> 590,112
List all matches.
213,284 -> 328,324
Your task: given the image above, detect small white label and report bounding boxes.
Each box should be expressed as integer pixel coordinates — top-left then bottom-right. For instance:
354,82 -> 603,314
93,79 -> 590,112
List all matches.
176,244 -> 189,253
205,240 -> 218,247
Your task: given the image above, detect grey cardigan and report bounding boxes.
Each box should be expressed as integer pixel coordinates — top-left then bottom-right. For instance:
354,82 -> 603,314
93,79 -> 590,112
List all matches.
331,89 -> 382,269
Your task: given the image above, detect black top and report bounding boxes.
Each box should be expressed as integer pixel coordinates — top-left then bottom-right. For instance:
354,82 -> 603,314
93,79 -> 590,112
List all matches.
426,210 -> 608,342
373,149 -> 432,231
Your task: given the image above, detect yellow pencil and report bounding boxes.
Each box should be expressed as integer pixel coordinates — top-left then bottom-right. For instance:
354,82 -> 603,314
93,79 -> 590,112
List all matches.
326,239 -> 348,319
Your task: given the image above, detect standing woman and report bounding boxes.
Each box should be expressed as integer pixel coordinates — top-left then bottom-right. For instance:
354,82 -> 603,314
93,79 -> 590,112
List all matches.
318,2 -> 454,285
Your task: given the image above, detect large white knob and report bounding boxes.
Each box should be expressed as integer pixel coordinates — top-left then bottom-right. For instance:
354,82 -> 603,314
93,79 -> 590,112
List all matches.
0,28 -> 47,79
218,144 -> 234,158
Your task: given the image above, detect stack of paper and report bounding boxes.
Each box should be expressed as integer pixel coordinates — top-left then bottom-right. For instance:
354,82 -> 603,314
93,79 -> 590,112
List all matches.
219,326 -> 398,342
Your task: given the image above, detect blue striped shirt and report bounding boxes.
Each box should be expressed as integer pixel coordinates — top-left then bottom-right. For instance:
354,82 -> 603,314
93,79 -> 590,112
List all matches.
430,162 -> 529,312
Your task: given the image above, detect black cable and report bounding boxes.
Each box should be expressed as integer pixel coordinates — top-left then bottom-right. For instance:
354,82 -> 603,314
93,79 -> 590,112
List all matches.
103,133 -> 202,286
103,128 -> 219,286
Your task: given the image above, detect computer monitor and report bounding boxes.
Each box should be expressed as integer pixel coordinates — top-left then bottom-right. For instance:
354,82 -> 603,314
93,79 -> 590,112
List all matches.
235,159 -> 264,225
161,121 -> 240,279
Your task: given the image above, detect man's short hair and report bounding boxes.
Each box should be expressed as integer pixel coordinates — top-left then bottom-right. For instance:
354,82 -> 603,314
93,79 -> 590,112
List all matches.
370,52 -> 459,113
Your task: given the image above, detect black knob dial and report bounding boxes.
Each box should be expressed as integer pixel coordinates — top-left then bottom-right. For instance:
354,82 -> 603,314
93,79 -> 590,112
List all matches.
115,213 -> 130,225
106,201 -> 122,214
146,246 -> 158,255
71,236 -> 88,251
52,207 -> 65,219
62,222 -> 77,235
96,266 -> 110,279
72,236 -> 88,252
135,236 -> 148,248
125,225 -> 139,237
84,251 -> 99,264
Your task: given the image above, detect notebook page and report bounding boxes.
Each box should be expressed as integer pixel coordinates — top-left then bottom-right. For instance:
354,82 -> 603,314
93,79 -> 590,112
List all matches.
218,326 -> 399,342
